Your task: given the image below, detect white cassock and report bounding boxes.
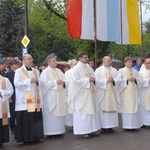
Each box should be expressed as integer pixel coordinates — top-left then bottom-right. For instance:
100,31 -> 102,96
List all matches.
0,76 -> 13,119
67,61 -> 100,135
95,66 -> 121,128
139,69 -> 150,125
40,66 -> 66,135
119,67 -> 142,129
65,69 -> 73,127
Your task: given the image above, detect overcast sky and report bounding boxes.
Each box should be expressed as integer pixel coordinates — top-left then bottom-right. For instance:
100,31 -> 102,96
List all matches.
142,6 -> 150,22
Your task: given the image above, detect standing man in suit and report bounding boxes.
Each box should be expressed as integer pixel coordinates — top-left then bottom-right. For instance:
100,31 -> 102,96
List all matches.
4,59 -> 21,134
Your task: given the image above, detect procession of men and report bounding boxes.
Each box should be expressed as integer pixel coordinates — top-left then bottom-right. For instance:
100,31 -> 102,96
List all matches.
1,52 -> 150,149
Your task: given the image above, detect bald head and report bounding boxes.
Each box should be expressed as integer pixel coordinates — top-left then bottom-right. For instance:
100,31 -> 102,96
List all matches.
23,54 -> 33,67
103,56 -> 112,67
23,54 -> 31,59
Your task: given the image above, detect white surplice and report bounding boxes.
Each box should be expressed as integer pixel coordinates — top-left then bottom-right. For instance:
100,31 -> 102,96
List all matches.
139,69 -> 150,125
0,76 -> 13,118
14,65 -> 41,111
119,67 -> 142,129
67,62 -> 100,135
65,69 -> 73,127
95,66 -> 121,128
40,66 -> 66,135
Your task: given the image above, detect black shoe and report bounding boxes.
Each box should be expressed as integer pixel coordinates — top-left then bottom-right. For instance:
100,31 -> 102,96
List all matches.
52,134 -> 64,138
141,125 -> 146,128
91,131 -> 100,136
0,144 -> 5,149
24,140 -> 39,145
101,129 -> 107,134
47,134 -> 63,139
124,129 -> 131,132
24,142 -> 30,145
107,128 -> 115,133
131,129 -> 138,132
30,140 -> 39,144
82,134 -> 90,138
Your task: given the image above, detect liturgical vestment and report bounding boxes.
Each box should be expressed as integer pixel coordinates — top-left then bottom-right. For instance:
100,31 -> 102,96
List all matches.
40,66 -> 66,135
119,67 -> 142,129
67,61 -> 100,135
139,69 -> 150,125
0,76 -> 13,144
95,65 -> 121,129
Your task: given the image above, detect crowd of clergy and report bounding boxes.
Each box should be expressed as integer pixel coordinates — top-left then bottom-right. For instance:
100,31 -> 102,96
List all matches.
0,51 -> 150,149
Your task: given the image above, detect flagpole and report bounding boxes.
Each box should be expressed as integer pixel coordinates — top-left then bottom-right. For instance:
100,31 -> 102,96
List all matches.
93,0 -> 97,69
139,0 -> 144,57
120,0 -> 123,61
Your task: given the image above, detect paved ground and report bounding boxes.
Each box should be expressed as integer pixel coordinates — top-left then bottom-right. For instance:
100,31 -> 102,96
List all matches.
4,125 -> 150,150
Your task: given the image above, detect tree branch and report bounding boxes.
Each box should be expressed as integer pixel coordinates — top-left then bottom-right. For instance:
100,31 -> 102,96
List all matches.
43,0 -> 67,21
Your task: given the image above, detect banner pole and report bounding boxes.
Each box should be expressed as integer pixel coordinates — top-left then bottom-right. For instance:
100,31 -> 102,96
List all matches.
93,0 -> 97,69
139,0 -> 144,57
120,0 -> 123,61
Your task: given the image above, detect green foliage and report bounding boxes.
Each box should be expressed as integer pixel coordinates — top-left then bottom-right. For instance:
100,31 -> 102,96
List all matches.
28,1 -> 77,62
109,33 -> 150,60
0,0 -> 24,57
143,20 -> 150,34
0,0 -> 150,65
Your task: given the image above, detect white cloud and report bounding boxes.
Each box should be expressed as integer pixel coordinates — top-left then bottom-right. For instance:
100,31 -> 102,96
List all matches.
142,6 -> 150,22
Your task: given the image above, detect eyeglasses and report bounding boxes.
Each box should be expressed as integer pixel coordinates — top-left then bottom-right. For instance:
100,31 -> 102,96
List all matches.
145,62 -> 150,64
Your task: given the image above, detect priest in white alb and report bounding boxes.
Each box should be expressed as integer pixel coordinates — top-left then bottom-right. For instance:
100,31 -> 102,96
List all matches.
119,57 -> 142,130
95,56 -> 121,134
65,59 -> 78,127
0,68 -> 13,149
67,51 -> 100,138
14,54 -> 44,144
139,58 -> 150,127
40,54 -> 66,137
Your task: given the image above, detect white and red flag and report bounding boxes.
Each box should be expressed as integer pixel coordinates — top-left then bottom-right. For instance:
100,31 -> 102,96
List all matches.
67,0 -> 141,44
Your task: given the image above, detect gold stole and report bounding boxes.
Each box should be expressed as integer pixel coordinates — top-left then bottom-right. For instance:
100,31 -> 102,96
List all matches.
1,76 -> 8,125
52,69 -> 63,92
77,65 -> 95,111
144,70 -> 150,107
120,69 -> 135,113
105,68 -> 113,92
102,68 -> 116,113
126,70 -> 134,91
21,67 -> 40,112
83,66 -> 95,93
